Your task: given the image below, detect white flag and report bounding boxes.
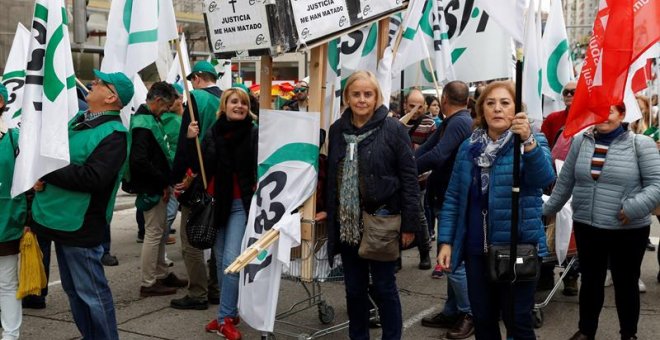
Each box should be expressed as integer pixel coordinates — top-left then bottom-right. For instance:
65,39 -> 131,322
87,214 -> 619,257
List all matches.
1,23 -> 31,128
102,0 -> 178,125
623,44 -> 660,124
166,33 -> 192,92
391,0 -> 433,74
522,1 -> 543,124
239,110 -> 320,332
476,0 -> 525,44
209,57 -> 232,90
12,0 -> 78,197
542,0 -> 575,100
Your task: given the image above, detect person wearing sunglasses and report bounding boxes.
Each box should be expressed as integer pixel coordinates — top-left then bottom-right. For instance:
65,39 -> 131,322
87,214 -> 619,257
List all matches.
282,80 -> 309,112
541,82 -> 577,149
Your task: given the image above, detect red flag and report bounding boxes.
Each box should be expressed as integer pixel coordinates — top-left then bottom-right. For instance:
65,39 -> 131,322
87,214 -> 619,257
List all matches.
564,0 -> 660,137
631,59 -> 654,93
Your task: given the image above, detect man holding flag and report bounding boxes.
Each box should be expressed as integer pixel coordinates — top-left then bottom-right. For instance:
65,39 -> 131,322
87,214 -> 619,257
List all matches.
30,70 -> 134,340
170,61 -> 223,311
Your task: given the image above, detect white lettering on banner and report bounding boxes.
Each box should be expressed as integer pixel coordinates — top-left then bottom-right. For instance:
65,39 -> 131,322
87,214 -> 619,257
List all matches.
633,0 -> 650,12
203,0 -> 271,53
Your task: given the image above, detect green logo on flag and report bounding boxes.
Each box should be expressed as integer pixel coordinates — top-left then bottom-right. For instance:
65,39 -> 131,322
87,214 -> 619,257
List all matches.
547,39 -> 570,94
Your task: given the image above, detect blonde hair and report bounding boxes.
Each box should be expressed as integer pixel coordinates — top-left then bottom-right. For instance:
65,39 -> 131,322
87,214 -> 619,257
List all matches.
632,95 -> 652,133
217,88 -> 251,118
474,81 -> 516,129
342,70 -> 384,109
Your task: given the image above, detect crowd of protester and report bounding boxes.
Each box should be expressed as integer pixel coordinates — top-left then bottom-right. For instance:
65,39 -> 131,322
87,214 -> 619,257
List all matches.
1,66 -> 660,340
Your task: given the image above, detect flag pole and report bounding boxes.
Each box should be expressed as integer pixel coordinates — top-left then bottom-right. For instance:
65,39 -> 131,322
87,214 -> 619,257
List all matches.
420,38 -> 444,102
176,37 -> 208,189
75,78 -> 88,94
508,45 -> 524,339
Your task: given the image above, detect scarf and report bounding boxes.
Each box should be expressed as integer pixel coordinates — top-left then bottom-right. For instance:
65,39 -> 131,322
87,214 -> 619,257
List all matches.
338,128 -> 378,245
469,128 -> 513,193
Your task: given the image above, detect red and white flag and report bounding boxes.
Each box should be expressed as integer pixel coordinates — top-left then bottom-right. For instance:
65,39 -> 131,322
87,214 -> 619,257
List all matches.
564,0 -> 660,137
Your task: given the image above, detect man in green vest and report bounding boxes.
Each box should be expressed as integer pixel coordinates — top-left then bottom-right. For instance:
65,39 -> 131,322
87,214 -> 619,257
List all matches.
170,61 -> 222,310
129,82 -> 187,297
30,70 -> 133,340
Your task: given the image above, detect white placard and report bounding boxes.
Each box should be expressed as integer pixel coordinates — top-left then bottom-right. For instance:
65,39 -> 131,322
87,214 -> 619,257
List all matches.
357,0 -> 402,20
203,0 -> 271,54
291,0 -> 350,43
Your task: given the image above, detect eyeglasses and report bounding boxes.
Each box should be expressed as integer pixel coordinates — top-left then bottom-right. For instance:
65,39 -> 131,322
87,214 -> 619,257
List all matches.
562,89 -> 576,97
294,87 -> 308,93
94,79 -> 117,96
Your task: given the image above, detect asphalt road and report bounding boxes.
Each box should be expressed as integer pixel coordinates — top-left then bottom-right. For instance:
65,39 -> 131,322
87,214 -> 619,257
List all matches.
15,192 -> 660,339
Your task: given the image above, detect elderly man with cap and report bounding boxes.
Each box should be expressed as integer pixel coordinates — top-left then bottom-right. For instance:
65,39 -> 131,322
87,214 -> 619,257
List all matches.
0,83 -> 27,340
170,61 -> 223,310
30,70 -> 133,340
127,82 -> 187,299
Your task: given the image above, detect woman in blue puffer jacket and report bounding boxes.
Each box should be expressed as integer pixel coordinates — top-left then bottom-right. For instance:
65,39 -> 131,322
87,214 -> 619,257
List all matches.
437,81 -> 555,340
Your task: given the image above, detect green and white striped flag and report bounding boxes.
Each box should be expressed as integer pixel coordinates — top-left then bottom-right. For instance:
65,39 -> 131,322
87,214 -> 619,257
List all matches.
102,0 -> 178,125
1,23 -> 31,128
12,0 -> 78,197
541,0 -> 575,100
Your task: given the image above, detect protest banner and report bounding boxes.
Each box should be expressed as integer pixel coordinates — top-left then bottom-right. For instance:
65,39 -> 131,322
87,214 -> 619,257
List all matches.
237,109 -> 320,332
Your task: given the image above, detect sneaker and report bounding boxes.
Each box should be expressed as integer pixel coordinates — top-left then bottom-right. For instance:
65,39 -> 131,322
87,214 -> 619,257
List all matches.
158,273 -> 188,288
639,279 -> 646,293
101,253 -> 119,266
206,318 -> 242,337
140,282 -> 177,297
217,317 -> 242,340
421,312 -> 459,328
170,295 -> 208,310
165,255 -> 174,267
431,264 -> 445,279
604,271 -> 613,287
22,295 -> 46,309
166,236 -> 176,245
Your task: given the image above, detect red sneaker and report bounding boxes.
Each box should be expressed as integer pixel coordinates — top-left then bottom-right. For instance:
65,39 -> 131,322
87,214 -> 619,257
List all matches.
217,317 -> 242,340
205,317 -> 241,333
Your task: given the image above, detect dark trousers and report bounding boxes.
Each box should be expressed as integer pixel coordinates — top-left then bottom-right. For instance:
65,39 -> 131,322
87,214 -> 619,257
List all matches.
465,254 -> 537,340
136,208 -> 145,238
340,243 -> 402,340
573,222 -> 649,338
102,223 -> 111,255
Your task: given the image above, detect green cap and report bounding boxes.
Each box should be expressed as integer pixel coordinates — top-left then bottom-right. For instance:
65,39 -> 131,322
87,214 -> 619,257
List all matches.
93,69 -> 134,107
187,61 -> 218,80
172,82 -> 184,95
0,83 -> 7,105
232,83 -> 250,94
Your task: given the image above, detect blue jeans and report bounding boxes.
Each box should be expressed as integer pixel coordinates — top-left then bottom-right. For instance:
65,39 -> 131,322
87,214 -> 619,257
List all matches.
166,195 -> 179,231
465,254 -> 536,340
442,262 -> 471,316
55,244 -> 118,340
215,199 -> 247,322
102,223 -> 111,254
340,243 -> 402,340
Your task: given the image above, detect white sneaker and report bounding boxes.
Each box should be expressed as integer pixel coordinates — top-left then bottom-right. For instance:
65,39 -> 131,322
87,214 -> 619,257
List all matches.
639,279 -> 646,293
604,271 -> 613,287
165,255 -> 174,268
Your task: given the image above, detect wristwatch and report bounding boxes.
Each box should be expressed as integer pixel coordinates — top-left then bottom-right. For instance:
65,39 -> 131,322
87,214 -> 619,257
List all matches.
522,134 -> 536,147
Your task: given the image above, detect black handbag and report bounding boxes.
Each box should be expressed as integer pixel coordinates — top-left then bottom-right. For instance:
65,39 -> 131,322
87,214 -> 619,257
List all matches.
186,192 -> 217,249
178,175 -> 205,207
487,244 -> 540,283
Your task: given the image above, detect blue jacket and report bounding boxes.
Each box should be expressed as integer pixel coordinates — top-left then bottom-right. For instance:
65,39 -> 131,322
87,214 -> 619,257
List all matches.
438,133 -> 555,271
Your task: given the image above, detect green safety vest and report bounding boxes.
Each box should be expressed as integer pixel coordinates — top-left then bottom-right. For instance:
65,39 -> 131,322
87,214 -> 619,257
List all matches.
191,89 -> 220,140
0,129 -> 26,243
32,111 -> 127,232
160,112 -> 182,160
130,113 -> 173,167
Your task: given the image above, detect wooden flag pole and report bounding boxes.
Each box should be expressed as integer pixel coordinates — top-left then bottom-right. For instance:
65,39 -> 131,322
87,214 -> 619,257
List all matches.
75,78 -> 88,93
176,37 -> 207,189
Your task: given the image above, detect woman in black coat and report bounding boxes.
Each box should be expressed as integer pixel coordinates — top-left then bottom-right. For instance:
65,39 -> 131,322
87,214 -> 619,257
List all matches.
187,87 -> 257,340
326,71 -> 420,339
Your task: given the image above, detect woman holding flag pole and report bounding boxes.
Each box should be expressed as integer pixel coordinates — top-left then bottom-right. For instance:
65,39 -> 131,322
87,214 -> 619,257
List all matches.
187,87 -> 258,340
